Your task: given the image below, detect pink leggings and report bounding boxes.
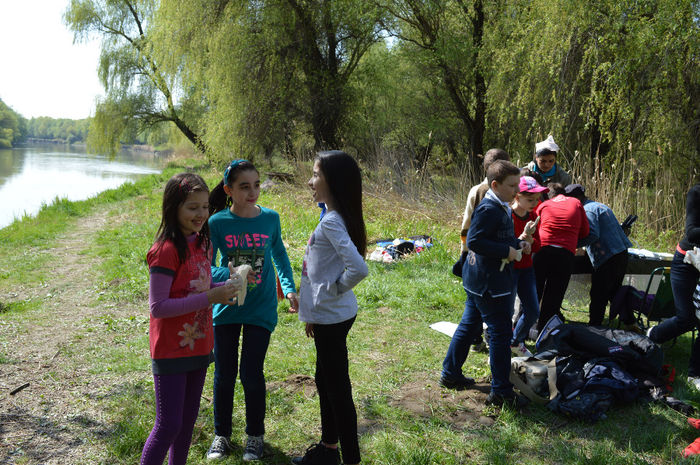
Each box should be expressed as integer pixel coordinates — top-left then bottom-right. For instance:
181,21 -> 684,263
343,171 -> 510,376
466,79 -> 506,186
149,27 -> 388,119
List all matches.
140,368 -> 207,465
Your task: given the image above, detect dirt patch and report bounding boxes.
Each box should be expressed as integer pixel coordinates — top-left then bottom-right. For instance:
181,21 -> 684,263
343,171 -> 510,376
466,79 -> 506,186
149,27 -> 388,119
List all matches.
0,211 -> 146,464
268,374 -> 317,398
389,378 -> 495,429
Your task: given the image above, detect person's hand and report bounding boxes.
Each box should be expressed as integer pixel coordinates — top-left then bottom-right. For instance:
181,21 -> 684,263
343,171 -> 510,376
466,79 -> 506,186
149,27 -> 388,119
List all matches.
519,241 -> 532,255
206,281 -> 239,305
508,246 -> 520,262
518,232 -> 534,244
286,292 -> 299,313
523,216 -> 540,236
305,323 -> 314,338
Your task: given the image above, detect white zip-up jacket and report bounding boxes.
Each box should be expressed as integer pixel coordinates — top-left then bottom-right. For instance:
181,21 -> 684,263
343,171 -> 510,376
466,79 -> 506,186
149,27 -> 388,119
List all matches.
299,210 -> 368,324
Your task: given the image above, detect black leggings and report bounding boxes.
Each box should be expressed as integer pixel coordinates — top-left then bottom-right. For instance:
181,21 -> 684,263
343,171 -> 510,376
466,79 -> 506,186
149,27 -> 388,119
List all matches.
313,316 -> 360,464
534,246 -> 574,331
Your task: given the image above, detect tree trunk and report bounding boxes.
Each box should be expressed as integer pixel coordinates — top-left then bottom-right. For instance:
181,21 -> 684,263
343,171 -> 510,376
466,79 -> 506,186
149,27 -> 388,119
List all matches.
470,0 -> 486,172
172,117 -> 209,156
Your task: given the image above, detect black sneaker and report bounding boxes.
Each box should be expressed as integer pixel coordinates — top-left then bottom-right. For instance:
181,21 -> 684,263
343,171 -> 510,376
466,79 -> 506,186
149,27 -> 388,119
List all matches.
439,374 -> 476,391
291,442 -> 340,465
485,391 -> 530,408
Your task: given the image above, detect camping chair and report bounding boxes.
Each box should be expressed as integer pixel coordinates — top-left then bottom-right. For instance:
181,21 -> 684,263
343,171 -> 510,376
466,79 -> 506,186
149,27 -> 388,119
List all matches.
635,267 -> 675,330
631,266 -> 697,347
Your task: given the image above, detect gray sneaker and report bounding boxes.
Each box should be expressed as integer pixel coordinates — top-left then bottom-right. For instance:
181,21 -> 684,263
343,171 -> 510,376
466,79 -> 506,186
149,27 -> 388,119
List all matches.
242,435 -> 264,461
207,435 -> 232,460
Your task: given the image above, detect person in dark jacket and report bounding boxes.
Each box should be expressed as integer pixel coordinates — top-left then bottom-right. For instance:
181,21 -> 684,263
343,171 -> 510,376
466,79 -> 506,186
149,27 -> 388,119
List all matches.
441,160 -> 530,408
648,183 -> 700,392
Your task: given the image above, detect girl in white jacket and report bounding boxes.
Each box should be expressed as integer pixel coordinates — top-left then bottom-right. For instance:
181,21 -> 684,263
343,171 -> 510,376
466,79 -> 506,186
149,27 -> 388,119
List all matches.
292,151 -> 368,465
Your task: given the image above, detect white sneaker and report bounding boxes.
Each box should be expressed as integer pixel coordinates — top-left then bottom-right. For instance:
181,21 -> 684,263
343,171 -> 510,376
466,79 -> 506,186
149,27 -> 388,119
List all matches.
689,377 -> 700,391
511,342 -> 533,358
207,435 -> 232,460
242,434 -> 264,461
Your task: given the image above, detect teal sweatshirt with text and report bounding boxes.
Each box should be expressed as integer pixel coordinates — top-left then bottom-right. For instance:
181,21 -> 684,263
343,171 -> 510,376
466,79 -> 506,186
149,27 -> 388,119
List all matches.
208,206 -> 296,332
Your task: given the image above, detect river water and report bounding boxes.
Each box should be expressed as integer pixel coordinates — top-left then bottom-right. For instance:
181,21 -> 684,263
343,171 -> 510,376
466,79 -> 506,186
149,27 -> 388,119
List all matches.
0,144 -> 163,229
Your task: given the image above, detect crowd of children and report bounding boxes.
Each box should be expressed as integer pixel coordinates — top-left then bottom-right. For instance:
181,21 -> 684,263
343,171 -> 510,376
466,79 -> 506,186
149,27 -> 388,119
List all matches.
141,139 -> 699,463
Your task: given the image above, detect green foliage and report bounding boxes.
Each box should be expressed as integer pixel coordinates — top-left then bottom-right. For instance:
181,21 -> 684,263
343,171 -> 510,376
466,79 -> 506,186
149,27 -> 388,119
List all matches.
24,116 -> 90,143
0,98 -> 24,147
488,0 -> 699,172
63,0 -> 699,175
64,0 -> 207,156
155,0 -> 385,162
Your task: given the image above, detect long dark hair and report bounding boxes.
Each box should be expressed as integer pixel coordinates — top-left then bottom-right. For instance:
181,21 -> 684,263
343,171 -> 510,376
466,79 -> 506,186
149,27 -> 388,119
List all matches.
209,159 -> 259,215
153,172 -> 211,263
317,151 -> 367,256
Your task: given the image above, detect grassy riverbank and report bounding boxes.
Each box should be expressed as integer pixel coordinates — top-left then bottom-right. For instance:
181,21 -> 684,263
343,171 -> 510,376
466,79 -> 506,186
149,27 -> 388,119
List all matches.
1,159 -> 698,464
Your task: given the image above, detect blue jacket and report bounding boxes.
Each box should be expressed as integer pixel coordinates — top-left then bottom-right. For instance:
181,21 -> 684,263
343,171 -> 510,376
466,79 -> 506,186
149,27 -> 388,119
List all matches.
578,200 -> 632,269
463,191 -> 521,297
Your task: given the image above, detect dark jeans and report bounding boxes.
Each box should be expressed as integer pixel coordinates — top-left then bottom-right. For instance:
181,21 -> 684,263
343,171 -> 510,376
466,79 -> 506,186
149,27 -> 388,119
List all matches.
213,323 -> 271,437
649,251 -> 700,376
313,316 -> 360,465
534,246 -> 574,331
589,251 -> 629,326
141,368 -> 207,465
442,290 -> 514,395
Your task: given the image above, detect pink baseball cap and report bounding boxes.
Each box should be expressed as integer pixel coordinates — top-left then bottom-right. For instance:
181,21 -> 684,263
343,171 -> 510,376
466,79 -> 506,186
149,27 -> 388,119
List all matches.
519,176 -> 549,194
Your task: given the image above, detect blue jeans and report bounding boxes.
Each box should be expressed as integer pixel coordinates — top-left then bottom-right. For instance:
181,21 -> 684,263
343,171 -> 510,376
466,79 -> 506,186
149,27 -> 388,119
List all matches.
442,290 -> 514,394
511,267 -> 540,345
213,323 -> 271,437
649,251 -> 700,376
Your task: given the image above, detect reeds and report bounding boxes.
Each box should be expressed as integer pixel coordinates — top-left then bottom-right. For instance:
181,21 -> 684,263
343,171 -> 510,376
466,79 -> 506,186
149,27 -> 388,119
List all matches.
353,146 -> 692,252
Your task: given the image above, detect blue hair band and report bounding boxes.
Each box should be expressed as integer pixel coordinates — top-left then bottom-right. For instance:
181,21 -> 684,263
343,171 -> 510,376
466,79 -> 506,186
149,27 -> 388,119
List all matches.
223,159 -> 248,185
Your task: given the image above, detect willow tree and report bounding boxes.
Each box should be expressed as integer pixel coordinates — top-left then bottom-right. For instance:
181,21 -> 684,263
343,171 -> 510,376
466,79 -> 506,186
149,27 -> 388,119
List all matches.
488,0 -> 700,172
64,0 -> 208,155
380,0 -> 498,169
156,0 -> 385,156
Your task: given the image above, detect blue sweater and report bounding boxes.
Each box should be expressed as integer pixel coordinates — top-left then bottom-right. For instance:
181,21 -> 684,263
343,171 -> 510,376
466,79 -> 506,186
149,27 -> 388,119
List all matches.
208,206 -> 296,332
463,191 -> 521,297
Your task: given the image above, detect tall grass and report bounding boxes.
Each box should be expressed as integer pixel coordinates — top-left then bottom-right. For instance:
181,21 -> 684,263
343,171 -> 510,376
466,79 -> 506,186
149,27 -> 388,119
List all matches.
566,149 -> 689,250
364,146 -> 694,252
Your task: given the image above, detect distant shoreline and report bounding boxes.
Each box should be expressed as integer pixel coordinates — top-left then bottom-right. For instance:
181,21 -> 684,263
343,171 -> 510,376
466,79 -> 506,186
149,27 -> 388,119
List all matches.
16,139 -> 171,157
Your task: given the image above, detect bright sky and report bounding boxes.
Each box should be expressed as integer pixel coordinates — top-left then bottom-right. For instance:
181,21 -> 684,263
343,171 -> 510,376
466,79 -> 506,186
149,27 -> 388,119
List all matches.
0,0 -> 104,120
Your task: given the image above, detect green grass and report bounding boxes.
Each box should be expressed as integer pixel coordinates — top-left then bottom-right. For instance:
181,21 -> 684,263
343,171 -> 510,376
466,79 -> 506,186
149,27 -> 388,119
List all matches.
1,161 -> 699,464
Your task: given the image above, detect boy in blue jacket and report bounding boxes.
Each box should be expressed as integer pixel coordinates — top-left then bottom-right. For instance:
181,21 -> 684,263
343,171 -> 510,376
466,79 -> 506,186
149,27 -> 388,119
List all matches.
441,160 -> 530,407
